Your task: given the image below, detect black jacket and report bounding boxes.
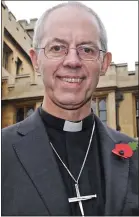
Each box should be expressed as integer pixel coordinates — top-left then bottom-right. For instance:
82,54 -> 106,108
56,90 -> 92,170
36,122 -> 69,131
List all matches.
2,108 -> 138,216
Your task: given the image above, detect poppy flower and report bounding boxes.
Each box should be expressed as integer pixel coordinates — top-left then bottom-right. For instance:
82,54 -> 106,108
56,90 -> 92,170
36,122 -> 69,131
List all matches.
112,143 -> 133,158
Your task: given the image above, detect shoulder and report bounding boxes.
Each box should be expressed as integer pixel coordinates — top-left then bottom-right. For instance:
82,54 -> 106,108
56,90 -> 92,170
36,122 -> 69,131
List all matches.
95,115 -> 138,161
2,123 -> 20,142
2,122 -> 23,157
107,126 -> 136,143
2,108 -> 43,154
2,108 -> 41,145
94,114 -> 135,143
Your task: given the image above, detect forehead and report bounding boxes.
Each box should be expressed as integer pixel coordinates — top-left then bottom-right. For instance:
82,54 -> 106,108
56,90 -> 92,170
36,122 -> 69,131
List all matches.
42,6 -> 100,46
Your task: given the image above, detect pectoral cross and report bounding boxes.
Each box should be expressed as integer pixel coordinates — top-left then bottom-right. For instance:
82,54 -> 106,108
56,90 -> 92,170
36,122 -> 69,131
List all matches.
68,184 -> 97,216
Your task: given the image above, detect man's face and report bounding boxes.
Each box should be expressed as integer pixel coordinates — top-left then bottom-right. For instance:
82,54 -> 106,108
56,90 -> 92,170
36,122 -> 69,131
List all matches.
30,6 -> 111,110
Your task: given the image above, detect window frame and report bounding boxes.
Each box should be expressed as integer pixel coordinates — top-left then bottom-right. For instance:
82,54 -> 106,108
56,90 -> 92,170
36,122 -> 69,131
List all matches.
92,97 -> 107,124
98,98 -> 107,123
15,104 -> 35,123
16,57 -> 23,75
3,42 -> 13,72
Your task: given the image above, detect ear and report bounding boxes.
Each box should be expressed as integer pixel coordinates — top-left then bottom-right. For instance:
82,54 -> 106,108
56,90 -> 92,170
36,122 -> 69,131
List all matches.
29,48 -> 39,72
100,52 -> 112,76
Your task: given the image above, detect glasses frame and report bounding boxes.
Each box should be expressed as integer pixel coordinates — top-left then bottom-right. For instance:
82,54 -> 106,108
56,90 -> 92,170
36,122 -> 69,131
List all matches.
36,45 -> 106,61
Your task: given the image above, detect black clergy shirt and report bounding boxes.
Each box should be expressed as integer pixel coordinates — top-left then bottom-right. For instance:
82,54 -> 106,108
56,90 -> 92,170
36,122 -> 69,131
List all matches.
39,107 -> 105,216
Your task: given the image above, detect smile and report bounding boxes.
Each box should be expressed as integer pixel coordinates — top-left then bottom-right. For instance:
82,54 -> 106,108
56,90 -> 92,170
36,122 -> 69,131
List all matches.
59,77 -> 83,83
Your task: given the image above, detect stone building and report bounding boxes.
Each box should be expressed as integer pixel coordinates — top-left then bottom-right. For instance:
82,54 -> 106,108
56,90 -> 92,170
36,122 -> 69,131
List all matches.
1,1 -> 139,138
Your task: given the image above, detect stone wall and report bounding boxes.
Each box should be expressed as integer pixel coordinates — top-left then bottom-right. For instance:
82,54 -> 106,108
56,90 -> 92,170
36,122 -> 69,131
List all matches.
119,92 -> 137,137
2,2 -> 32,56
2,104 -> 16,128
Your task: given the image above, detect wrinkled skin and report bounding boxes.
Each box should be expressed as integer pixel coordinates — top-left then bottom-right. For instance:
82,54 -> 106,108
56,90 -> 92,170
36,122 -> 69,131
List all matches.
30,6 -> 112,121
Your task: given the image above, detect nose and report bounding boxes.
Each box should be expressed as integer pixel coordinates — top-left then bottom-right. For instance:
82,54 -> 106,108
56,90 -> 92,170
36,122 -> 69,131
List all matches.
63,48 -> 82,68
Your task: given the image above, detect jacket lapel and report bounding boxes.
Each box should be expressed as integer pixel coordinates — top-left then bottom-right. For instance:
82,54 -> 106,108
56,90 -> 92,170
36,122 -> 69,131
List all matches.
13,109 -> 130,216
95,116 -> 130,216
13,109 -> 70,216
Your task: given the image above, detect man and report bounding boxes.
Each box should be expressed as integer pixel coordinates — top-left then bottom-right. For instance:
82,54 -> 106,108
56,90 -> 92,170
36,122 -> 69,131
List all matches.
2,2 -> 138,216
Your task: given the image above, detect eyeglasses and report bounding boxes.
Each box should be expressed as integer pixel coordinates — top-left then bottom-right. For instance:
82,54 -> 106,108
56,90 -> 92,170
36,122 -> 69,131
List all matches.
36,44 -> 106,61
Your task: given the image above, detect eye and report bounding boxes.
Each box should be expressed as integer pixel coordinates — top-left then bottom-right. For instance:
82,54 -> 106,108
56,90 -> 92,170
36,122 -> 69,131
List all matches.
50,45 -> 66,52
82,47 -> 95,54
52,45 -> 61,51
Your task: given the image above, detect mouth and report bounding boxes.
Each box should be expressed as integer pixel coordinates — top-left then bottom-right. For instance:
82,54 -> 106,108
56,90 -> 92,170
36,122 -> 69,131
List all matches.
57,76 -> 84,84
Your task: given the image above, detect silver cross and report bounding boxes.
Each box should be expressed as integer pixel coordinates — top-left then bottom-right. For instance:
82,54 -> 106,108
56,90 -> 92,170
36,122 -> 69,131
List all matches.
68,184 -> 97,216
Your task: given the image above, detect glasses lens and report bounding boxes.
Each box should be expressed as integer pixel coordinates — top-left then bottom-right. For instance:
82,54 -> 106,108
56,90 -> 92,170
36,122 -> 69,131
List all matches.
78,46 -> 99,60
45,44 -> 67,59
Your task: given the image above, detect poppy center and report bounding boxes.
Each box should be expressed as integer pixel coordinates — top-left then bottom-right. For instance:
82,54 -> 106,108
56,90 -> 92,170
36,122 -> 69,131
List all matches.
119,150 -> 124,155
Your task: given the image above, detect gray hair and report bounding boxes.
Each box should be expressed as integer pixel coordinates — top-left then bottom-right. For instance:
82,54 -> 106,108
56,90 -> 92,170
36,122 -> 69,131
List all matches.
33,1 -> 108,51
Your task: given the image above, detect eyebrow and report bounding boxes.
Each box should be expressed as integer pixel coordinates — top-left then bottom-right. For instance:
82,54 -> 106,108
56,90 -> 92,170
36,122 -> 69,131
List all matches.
77,41 -> 97,47
48,38 -> 68,45
47,38 -> 97,47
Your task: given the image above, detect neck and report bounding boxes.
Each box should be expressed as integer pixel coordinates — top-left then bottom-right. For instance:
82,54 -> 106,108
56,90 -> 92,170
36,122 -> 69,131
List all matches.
42,96 -> 92,121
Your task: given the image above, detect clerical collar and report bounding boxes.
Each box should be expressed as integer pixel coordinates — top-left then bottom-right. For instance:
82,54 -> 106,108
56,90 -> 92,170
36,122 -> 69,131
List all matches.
39,106 -> 94,132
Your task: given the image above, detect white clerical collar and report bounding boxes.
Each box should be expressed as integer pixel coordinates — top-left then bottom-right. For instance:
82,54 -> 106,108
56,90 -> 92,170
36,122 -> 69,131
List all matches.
39,106 -> 94,132
63,120 -> 83,132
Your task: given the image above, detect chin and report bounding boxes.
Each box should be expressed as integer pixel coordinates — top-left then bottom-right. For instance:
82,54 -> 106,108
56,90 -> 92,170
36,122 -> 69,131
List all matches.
56,103 -> 83,110
54,96 -> 86,110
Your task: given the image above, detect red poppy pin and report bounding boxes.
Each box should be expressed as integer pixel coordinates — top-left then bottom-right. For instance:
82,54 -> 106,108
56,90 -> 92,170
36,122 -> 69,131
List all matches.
112,141 -> 138,159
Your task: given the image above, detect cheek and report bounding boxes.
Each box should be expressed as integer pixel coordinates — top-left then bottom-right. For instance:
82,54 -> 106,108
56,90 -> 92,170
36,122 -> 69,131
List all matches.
40,59 -> 61,81
45,58 -> 62,71
84,62 -> 101,83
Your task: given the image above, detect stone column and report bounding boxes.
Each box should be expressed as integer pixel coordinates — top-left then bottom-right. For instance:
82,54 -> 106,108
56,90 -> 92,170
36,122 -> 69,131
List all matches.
107,91 -> 116,129
35,101 -> 42,109
119,93 -> 135,137
2,20 -> 4,60
8,53 -> 17,86
2,104 -> 16,128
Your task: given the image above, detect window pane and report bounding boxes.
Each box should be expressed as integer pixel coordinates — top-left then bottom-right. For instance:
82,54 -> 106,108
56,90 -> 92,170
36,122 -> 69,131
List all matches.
136,97 -> 139,117
99,99 -> 106,110
16,57 -> 22,75
136,100 -> 139,110
99,111 -> 107,121
137,117 -> 139,137
91,100 -> 96,114
26,107 -> 34,117
16,108 -> 24,122
102,120 -> 107,125
3,42 -> 13,71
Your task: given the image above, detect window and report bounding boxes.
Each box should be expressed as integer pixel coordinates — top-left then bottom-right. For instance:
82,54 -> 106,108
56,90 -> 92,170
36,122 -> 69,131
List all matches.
91,100 -> 97,115
92,98 -> 107,124
135,96 -> 139,137
99,99 -> 107,124
16,57 -> 22,75
16,105 -> 35,123
16,108 -> 24,123
3,42 -> 13,72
